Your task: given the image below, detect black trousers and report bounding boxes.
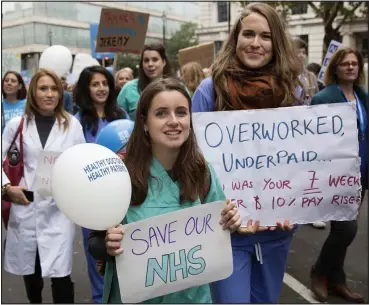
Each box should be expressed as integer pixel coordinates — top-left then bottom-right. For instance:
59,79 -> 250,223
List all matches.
23,250 -> 74,303
314,219 -> 358,284
314,188 -> 365,285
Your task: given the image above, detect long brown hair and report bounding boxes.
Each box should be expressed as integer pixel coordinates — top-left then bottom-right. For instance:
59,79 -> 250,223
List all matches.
125,78 -> 209,205
137,43 -> 174,92
324,48 -> 365,87
181,62 -> 205,95
212,2 -> 302,110
25,68 -> 70,130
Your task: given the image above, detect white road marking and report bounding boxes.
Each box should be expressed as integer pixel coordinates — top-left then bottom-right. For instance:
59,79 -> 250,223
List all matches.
283,272 -> 322,303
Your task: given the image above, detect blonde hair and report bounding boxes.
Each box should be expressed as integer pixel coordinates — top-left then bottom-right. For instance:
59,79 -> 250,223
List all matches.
181,62 -> 205,95
324,48 -> 365,87
212,2 -> 302,110
115,68 -> 134,87
25,68 -> 70,130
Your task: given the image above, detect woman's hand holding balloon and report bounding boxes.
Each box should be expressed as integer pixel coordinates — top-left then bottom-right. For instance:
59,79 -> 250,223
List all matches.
106,224 -> 124,256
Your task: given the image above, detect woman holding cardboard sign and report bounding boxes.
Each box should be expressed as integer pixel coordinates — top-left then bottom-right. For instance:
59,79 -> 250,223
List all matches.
117,43 -> 175,120
2,69 -> 85,303
88,78 -> 251,303
309,48 -> 367,303
192,3 -> 304,303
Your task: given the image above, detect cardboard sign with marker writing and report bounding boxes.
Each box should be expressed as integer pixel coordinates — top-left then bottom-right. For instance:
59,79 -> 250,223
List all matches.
179,42 -> 215,68
96,8 -> 150,54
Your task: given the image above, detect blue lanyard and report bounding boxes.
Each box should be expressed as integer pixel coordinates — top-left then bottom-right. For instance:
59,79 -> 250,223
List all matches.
337,85 -> 366,136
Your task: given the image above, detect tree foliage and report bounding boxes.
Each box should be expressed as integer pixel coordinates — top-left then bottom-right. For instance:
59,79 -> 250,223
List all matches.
116,54 -> 140,77
166,22 -> 199,71
307,2 -> 366,54
239,2 -> 367,56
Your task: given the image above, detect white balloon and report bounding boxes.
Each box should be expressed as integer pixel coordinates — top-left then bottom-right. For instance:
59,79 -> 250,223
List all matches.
72,53 -> 100,79
39,45 -> 73,77
51,143 -> 132,230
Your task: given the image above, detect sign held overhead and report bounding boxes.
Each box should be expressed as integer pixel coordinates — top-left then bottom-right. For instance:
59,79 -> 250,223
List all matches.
96,8 -> 150,54
179,42 -> 215,69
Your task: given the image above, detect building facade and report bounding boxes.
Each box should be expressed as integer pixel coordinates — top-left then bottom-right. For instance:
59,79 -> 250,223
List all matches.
2,1 -> 200,74
196,2 -> 368,65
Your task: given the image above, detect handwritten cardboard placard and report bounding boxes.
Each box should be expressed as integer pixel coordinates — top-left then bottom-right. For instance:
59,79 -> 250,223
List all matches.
318,40 -> 344,84
193,103 -> 361,226
115,201 -> 233,303
34,151 -> 62,197
179,42 -> 215,68
96,8 -> 149,54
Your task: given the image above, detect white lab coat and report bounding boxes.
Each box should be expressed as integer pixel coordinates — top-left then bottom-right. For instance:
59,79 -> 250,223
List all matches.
2,114 -> 85,277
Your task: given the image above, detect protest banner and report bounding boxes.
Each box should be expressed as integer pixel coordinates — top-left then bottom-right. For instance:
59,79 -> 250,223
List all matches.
193,103 -> 361,226
179,42 -> 215,68
95,8 -> 149,54
34,151 -> 62,197
115,201 -> 233,303
90,24 -> 114,59
318,40 -> 344,84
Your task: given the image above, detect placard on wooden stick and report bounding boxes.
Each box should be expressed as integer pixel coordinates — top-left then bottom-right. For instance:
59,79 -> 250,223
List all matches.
179,42 -> 215,68
96,8 -> 150,54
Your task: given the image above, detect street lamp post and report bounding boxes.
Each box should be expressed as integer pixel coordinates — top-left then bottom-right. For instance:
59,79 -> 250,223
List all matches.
162,11 -> 167,48
48,28 -> 52,46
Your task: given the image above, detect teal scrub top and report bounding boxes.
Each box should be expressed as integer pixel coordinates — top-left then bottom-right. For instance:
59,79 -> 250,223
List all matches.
117,79 -> 140,120
103,158 -> 226,303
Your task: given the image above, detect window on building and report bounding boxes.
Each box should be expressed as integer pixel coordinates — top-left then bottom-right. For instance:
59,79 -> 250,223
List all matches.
2,25 -> 25,48
362,38 -> 368,60
217,2 -> 228,23
299,35 -> 309,46
23,23 -> 35,45
291,2 -> 308,15
356,32 -> 368,62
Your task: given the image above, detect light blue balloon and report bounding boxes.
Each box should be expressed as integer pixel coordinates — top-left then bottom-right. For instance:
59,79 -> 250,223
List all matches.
95,119 -> 134,153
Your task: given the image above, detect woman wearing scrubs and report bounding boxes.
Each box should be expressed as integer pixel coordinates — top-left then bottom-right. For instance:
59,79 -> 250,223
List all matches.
192,3 -> 303,303
89,78 -> 245,303
117,43 -> 174,120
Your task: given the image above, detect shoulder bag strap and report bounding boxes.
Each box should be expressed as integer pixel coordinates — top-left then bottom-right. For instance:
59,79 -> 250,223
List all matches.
7,117 -> 25,155
18,117 -> 24,171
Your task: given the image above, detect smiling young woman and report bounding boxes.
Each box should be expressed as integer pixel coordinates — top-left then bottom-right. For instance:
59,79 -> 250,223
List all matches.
117,43 -> 175,120
73,65 -> 128,303
1,71 -> 27,133
2,68 -> 85,303
192,2 -> 304,303
88,78 -> 242,304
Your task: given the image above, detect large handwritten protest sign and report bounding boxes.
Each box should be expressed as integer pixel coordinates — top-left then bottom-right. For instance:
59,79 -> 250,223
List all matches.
318,40 -> 344,83
115,202 -> 233,303
193,103 -> 361,226
96,8 -> 149,54
34,151 -> 62,197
